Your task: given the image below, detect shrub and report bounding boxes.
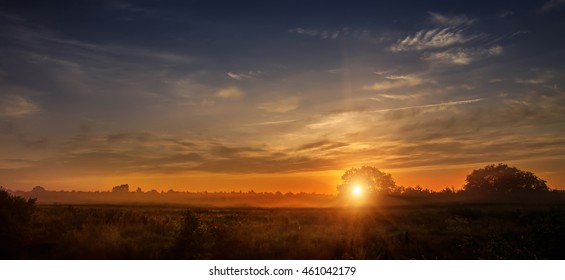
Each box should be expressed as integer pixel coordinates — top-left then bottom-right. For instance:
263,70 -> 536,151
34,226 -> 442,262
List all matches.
0,188 -> 36,258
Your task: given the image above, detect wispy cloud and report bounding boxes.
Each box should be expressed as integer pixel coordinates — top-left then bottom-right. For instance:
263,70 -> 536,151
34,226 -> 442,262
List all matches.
423,46 -> 503,65
0,130 -> 341,175
373,93 -> 425,101
390,12 -> 479,53
288,27 -> 339,39
227,71 -> 256,81
514,71 -> 558,86
538,0 -> 565,13
41,36 -> 195,64
216,87 -> 245,99
363,75 -> 425,91
0,95 -> 40,117
258,97 -> 300,113
371,98 -> 485,113
515,79 -> 545,85
288,27 -> 386,44
390,27 -> 478,52
429,12 -> 475,26
297,140 -> 349,151
247,119 -> 298,126
0,122 -> 47,149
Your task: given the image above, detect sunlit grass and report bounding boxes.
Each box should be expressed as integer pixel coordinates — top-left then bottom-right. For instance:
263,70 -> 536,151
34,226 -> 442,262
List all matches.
13,203 -> 565,259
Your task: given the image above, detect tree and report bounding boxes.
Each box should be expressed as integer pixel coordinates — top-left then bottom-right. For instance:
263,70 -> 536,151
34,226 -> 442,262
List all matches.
31,186 -> 46,193
112,184 -> 129,193
337,166 -> 397,196
463,163 -> 549,193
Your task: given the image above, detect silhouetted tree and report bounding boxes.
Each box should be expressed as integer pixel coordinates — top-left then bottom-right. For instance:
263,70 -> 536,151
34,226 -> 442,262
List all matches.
112,184 -> 129,193
31,186 -> 46,193
463,163 -> 549,193
403,185 -> 431,196
0,188 -> 36,258
337,166 -> 397,196
439,187 -> 456,194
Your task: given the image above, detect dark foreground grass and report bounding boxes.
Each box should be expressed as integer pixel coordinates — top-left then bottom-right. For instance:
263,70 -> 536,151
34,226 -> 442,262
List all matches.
11,203 -> 565,259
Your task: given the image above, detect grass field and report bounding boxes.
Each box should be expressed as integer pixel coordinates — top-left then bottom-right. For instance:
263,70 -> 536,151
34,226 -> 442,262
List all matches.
11,202 -> 565,259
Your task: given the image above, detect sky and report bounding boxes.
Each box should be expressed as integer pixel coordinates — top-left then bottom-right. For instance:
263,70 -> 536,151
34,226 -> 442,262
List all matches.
1,0 -> 565,193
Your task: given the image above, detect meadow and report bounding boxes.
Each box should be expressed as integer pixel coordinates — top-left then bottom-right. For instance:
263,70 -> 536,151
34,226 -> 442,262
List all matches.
10,202 -> 565,260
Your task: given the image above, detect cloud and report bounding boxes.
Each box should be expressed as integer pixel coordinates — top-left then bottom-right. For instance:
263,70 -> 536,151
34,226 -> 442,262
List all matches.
297,140 -> 349,151
539,0 -> 565,13
371,98 -> 485,113
515,78 -> 546,85
288,27 -> 386,43
428,12 -> 474,26
423,46 -> 503,65
389,27 -> 478,52
375,89 -> 565,170
0,95 -> 40,117
258,97 -> 300,113
288,27 -> 340,40
216,87 -> 245,99
0,19 -> 195,73
417,12 -> 477,55
42,36 -> 195,64
363,75 -> 424,91
0,129 -> 342,176
192,154 -> 338,174
227,72 -> 256,81
210,145 -> 265,158
373,93 -> 424,101
0,121 -> 47,148
289,27 -> 322,37
246,119 -> 298,126
513,70 -> 559,86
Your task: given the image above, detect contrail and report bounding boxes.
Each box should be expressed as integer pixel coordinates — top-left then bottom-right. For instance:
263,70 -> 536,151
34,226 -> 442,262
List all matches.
247,99 -> 484,126
371,98 -> 485,113
245,119 -> 298,126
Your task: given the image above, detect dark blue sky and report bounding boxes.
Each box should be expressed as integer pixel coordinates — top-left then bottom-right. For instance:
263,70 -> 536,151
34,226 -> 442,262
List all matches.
1,0 -> 564,192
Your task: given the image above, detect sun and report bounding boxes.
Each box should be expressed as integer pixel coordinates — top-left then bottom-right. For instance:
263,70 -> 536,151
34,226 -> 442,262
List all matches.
352,185 -> 363,197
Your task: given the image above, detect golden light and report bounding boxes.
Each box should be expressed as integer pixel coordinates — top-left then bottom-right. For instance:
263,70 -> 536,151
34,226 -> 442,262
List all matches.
352,185 -> 363,197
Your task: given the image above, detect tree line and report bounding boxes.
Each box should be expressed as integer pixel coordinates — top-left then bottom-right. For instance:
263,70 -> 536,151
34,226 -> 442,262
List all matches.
337,163 -> 553,196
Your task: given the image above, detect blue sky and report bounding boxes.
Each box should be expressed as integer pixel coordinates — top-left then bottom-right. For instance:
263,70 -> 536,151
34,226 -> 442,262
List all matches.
1,0 -> 564,192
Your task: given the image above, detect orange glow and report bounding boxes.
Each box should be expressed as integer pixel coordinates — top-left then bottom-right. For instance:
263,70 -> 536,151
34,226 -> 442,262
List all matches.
3,164 -> 564,194
352,185 -> 363,196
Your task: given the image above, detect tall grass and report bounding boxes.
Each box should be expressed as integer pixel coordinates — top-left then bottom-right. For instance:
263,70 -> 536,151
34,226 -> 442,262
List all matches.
8,204 -> 563,259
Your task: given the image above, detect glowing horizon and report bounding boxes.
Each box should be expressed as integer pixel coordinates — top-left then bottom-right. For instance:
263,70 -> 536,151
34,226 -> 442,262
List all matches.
1,1 -> 565,193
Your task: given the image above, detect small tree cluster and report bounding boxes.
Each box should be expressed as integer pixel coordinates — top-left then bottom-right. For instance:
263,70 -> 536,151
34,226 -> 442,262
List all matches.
112,184 -> 130,193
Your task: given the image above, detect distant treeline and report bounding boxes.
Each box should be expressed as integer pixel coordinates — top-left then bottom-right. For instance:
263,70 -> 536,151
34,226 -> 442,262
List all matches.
2,162 -> 564,207
3,183 -> 565,208
4,185 -> 338,208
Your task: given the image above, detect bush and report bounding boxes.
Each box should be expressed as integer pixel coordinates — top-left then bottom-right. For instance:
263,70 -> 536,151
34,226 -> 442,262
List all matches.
0,188 -> 36,258
172,210 -> 206,259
